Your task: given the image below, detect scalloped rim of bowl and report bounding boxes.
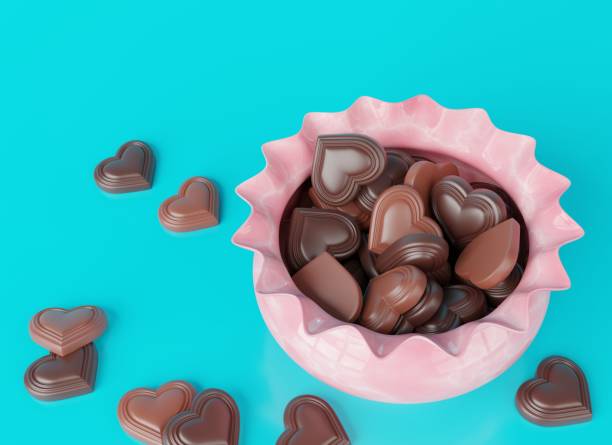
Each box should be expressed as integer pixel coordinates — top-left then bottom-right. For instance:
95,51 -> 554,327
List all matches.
232,95 -> 584,403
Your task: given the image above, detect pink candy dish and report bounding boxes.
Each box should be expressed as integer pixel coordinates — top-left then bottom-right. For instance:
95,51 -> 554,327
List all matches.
232,95 -> 583,403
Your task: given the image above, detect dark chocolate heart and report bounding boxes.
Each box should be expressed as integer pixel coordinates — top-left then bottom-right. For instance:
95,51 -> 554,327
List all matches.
516,356 -> 592,426
311,134 -> 386,206
277,395 -> 350,445
374,232 -> 449,274
431,175 -> 507,248
369,185 -> 443,255
287,208 -> 360,271
415,301 -> 461,334
399,279 -> 444,328
159,177 -> 220,232
162,389 -> 240,445
444,285 -> 487,323
94,141 -> 155,193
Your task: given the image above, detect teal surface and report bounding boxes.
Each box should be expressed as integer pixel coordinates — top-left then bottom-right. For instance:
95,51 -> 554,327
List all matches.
1,1 -> 610,444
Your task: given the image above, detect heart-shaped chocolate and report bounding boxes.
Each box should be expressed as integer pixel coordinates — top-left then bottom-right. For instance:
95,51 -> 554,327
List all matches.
360,265 -> 427,334
415,301 -> 461,334
29,306 -> 107,356
444,285 -> 487,323
404,160 -> 459,216
368,185 -> 443,254
308,188 -> 370,229
287,208 -> 360,271
24,343 -> 97,401
277,395 -> 350,445
118,380 -> 196,445
398,279 -> 444,328
516,356 -> 592,426
94,141 -> 155,193
374,232 -> 449,274
455,218 -> 520,289
431,175 -> 507,248
292,252 -> 363,323
485,264 -> 523,307
159,177 -> 220,232
162,389 -> 240,445
311,134 -> 386,206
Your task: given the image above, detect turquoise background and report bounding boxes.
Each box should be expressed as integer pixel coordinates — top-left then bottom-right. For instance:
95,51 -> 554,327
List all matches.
1,1 -> 610,444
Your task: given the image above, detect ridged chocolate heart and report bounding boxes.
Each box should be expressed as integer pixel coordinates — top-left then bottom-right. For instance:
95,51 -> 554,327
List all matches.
374,232 -> 449,274
292,252 -> 363,323
287,208 -> 360,271
432,175 -> 507,247
368,185 -> 443,255
516,356 -> 592,426
404,160 -> 459,216
24,343 -> 98,401
311,134 -> 386,206
415,300 -> 461,334
162,389 -> 240,445
485,264 -> 523,307
398,279 -> 444,328
277,395 -> 350,445
94,140 -> 155,193
308,188 -> 370,229
444,285 -> 487,323
360,265 -> 427,334
159,177 -> 219,232
118,381 -> 196,445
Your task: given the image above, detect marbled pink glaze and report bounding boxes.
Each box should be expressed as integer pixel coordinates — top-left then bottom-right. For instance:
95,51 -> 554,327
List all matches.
232,95 -> 583,403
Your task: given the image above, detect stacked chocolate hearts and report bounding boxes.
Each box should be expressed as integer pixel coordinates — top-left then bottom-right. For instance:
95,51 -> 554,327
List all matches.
282,134 -> 527,334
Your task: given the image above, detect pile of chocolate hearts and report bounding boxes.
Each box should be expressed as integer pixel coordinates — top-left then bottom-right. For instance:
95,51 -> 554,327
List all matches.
281,134 -> 528,334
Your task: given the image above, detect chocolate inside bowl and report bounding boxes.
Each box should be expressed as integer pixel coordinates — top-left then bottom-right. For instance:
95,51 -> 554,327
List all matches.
279,134 -> 529,336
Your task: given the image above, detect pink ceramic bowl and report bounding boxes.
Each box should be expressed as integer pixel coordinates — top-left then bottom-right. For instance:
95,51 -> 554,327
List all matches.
232,95 -> 583,403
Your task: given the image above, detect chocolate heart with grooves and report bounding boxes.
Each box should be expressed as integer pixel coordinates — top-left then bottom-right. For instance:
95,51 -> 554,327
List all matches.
159,177 -> 219,232
374,233 -> 449,274
485,264 -> 524,307
516,356 -> 592,426
29,306 -> 107,356
399,279 -> 444,328
118,381 -> 196,445
24,343 -> 97,401
368,185 -> 443,255
311,134 -> 386,206
308,188 -> 370,229
415,301 -> 461,334
162,389 -> 240,445
94,140 -> 155,193
277,395 -> 350,445
455,219 -> 520,289
403,160 -> 459,216
431,175 -> 507,248
444,285 -> 487,323
355,151 -> 413,212
360,265 -> 427,334
287,208 -> 361,271
292,252 -> 363,323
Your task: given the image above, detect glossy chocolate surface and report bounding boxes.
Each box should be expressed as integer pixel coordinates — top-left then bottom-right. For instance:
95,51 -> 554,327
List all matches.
485,264 -> 523,307
403,160 -> 458,216
292,252 -> 363,323
24,343 -> 97,401
415,301 -> 461,334
159,177 -> 220,232
308,188 -> 370,229
516,356 -> 592,426
312,134 -> 386,206
358,234 -> 379,278
374,232 -> 449,274
277,395 -> 350,445
444,285 -> 487,323
400,279 -> 444,327
94,140 -> 155,193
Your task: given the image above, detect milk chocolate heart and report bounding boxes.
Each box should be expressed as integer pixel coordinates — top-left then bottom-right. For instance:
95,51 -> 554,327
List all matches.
455,218 -> 520,289
369,185 -> 443,254
159,177 -> 220,232
516,356 -> 592,426
94,140 -> 155,193
24,343 -> 97,401
292,252 -> 363,323
287,208 -> 360,271
360,265 -> 427,334
444,285 -> 487,323
398,279 -> 444,328
118,380 -> 196,445
29,306 -> 107,356
374,233 -> 449,274
355,151 -> 413,212
162,389 -> 239,445
431,175 -> 507,248
277,395 -> 350,445
308,188 -> 370,229
404,160 -> 459,215
311,134 -> 386,206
